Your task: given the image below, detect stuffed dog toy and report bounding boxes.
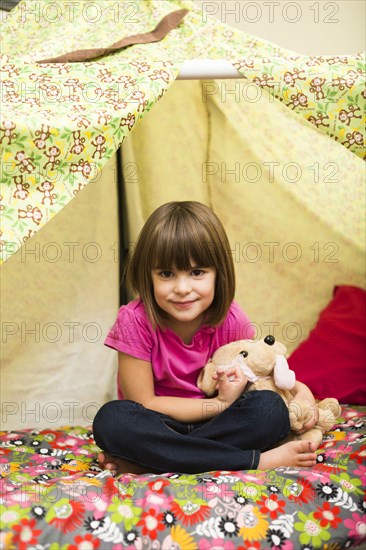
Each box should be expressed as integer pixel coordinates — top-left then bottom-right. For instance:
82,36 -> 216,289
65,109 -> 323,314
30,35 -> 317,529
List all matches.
197,335 -> 341,446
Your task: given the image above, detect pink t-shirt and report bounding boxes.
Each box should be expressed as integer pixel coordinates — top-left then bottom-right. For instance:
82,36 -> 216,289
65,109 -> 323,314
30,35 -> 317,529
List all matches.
105,299 -> 255,400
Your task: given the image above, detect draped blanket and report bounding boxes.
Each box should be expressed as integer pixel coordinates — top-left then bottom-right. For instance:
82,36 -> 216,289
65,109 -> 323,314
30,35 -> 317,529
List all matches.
0,0 -> 365,263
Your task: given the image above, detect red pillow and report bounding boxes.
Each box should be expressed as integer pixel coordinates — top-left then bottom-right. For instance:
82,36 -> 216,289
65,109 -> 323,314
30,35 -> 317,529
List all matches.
288,285 -> 366,405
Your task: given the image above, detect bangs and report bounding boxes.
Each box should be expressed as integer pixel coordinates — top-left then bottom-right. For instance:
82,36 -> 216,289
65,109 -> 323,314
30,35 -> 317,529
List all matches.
151,214 -> 218,270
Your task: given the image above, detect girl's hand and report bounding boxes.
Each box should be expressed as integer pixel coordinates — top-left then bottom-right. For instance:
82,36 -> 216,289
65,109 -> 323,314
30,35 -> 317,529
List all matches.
213,366 -> 248,406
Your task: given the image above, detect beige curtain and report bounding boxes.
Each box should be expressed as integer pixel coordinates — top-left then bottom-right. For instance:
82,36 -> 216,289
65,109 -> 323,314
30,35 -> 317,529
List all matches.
1,157 -> 119,430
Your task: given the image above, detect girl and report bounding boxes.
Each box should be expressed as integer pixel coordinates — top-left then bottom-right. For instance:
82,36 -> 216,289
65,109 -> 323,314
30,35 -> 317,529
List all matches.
93,201 -> 317,475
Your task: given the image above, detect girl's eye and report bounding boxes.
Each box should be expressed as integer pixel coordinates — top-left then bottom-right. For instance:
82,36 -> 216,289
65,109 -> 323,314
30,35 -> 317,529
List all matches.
191,269 -> 204,277
159,271 -> 174,278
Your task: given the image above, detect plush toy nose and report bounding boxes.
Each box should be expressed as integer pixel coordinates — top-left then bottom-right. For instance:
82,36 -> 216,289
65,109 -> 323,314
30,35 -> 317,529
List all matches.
264,335 -> 275,345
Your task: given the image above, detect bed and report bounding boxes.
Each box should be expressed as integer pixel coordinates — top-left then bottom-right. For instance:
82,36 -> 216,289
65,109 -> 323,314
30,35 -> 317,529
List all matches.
1,404 -> 365,549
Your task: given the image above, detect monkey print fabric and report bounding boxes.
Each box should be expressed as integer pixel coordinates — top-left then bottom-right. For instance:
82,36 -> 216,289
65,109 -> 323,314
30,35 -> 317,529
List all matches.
1,0 -> 365,263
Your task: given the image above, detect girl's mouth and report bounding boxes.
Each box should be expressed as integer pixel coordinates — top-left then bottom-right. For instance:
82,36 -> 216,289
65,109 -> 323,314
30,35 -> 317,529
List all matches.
172,300 -> 196,309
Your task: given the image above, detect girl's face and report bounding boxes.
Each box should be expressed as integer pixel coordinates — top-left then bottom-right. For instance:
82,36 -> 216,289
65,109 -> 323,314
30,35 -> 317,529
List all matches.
151,265 -> 216,337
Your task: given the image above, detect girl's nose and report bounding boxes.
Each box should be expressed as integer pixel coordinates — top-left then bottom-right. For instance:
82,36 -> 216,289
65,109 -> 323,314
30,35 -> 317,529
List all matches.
174,275 -> 191,294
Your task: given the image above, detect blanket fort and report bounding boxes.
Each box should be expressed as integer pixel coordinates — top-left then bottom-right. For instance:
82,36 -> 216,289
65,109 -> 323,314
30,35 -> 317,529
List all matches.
0,0 -> 365,263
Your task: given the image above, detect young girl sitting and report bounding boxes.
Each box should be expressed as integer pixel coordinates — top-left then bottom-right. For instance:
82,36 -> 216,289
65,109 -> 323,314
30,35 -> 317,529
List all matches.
93,201 -> 318,475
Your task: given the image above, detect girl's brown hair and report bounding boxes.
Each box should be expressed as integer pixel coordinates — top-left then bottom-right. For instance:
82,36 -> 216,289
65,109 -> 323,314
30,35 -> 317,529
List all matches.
125,201 -> 235,328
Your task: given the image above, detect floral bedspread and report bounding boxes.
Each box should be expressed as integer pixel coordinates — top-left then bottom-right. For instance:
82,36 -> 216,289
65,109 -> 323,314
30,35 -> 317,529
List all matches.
1,405 -> 365,550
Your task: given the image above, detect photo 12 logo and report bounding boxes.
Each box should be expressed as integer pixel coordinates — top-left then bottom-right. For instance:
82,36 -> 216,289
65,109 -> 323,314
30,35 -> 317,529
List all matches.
11,1 -> 140,24
202,161 -> 339,185
1,400 -> 100,424
201,1 -> 340,24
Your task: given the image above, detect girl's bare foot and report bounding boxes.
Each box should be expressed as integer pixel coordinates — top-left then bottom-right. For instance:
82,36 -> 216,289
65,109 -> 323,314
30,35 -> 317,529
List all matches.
258,440 -> 317,469
97,452 -> 150,476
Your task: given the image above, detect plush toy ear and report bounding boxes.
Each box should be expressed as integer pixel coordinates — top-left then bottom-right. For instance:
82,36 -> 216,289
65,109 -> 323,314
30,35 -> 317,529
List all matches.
273,355 -> 296,390
235,355 -> 258,383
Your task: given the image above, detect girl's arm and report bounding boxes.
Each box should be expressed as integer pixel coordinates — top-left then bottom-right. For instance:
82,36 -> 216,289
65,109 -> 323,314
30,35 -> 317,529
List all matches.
291,380 -> 319,433
118,352 -> 247,423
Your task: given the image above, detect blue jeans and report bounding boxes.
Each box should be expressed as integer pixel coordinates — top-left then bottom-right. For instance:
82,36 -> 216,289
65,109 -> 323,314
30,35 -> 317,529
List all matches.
92,390 -> 290,474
